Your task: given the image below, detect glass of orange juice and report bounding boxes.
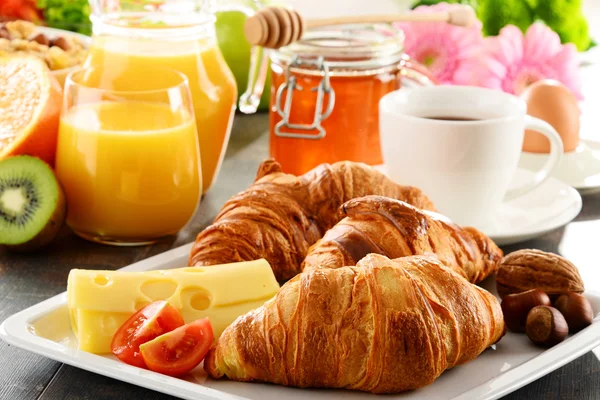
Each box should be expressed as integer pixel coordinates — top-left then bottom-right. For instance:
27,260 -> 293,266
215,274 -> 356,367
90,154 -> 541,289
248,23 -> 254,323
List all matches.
86,0 -> 237,194
55,66 -> 202,246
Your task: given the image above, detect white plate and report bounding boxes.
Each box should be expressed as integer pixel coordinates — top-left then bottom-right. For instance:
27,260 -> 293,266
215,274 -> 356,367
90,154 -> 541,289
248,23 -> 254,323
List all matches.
36,26 -> 91,44
480,168 -> 583,246
519,140 -> 600,194
578,45 -> 600,66
2,243 -> 600,400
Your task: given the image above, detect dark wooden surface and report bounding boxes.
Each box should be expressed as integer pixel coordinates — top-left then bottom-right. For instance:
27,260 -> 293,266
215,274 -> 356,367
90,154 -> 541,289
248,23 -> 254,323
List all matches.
1,114 -> 599,400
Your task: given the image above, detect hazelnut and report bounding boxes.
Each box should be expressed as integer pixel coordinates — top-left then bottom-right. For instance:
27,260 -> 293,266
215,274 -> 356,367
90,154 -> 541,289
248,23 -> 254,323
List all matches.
501,289 -> 551,332
554,292 -> 594,333
31,33 -> 50,46
526,306 -> 569,347
50,36 -> 70,51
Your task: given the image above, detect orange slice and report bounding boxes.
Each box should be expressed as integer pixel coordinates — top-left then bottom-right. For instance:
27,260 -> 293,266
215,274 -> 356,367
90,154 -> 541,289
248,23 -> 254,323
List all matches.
0,55 -> 62,166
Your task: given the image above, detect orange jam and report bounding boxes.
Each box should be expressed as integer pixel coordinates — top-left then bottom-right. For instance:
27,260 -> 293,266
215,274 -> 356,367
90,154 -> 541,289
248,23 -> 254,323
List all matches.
269,67 -> 399,175
266,24 -> 430,176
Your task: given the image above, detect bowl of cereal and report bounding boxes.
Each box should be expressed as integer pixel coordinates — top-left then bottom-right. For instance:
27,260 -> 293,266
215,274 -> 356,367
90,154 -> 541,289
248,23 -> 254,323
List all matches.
0,20 -> 90,87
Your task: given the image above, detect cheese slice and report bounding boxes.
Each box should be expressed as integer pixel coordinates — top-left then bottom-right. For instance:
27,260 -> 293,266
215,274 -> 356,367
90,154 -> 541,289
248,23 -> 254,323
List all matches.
67,259 -> 279,354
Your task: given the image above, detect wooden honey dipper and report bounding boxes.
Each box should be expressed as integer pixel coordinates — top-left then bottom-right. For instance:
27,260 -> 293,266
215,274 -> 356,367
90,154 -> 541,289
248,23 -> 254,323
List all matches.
245,5 -> 478,49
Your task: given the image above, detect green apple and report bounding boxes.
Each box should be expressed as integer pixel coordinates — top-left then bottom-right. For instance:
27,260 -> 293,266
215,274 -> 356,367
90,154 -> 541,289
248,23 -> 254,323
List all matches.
215,5 -> 272,112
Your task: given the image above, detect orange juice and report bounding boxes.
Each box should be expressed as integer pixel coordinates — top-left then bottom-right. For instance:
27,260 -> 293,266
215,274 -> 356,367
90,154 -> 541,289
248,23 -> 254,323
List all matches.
84,21 -> 237,193
55,101 -> 201,240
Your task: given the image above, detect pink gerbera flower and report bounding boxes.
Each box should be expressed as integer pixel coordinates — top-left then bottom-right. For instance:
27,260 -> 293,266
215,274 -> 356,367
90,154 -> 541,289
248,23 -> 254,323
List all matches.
473,23 -> 582,99
394,2 -> 484,85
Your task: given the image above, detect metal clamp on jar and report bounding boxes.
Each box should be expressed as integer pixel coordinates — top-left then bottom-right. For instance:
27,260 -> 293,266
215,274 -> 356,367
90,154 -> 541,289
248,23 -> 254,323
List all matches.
242,23 -> 434,176
273,55 -> 335,139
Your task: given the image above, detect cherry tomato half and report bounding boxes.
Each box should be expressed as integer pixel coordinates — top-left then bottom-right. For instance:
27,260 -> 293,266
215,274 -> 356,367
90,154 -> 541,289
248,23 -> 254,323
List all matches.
111,301 -> 185,368
139,318 -> 214,377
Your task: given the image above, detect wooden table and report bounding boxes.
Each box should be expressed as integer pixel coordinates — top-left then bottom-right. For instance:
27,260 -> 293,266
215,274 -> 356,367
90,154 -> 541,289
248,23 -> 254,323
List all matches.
1,114 -> 599,400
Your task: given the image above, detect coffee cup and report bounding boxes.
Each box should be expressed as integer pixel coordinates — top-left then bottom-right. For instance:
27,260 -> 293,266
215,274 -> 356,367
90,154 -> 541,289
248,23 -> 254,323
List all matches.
379,85 -> 563,228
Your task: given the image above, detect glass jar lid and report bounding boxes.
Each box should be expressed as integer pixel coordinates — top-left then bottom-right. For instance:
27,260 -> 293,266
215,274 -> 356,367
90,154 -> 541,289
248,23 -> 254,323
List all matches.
89,0 -> 215,40
270,23 -> 405,72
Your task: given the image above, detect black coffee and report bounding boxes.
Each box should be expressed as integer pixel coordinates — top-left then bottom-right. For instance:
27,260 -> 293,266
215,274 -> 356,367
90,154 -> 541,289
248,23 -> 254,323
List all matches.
423,116 -> 481,121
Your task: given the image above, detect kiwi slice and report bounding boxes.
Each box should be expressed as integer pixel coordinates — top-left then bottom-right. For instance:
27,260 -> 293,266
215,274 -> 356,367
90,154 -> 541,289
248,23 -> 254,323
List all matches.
0,156 -> 66,251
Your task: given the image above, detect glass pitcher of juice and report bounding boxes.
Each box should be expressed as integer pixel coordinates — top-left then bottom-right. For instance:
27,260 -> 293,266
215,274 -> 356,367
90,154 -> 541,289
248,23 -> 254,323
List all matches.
242,23 -> 434,176
86,0 -> 237,193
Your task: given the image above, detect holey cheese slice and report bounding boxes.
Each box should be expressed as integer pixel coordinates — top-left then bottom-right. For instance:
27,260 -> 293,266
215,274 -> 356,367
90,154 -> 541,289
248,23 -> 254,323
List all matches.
67,259 -> 279,354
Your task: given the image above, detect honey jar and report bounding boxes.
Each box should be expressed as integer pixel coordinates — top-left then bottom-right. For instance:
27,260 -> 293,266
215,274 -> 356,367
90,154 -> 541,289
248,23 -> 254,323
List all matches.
242,24 -> 433,175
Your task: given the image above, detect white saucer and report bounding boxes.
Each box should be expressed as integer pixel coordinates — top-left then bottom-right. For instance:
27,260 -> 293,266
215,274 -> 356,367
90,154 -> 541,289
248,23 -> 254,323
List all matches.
374,165 -> 582,246
519,140 -> 600,195
478,168 -> 582,246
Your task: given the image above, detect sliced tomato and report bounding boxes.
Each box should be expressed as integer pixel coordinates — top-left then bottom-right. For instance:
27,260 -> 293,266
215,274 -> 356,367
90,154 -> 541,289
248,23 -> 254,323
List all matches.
139,318 -> 214,377
111,301 -> 185,368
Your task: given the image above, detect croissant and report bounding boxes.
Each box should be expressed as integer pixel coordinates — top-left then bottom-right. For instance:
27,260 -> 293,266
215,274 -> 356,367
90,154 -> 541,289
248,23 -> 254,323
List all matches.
189,160 -> 435,281
205,254 -> 505,393
302,195 -> 502,283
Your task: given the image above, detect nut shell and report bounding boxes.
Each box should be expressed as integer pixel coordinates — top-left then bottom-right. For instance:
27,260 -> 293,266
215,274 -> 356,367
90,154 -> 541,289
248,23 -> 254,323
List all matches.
501,289 -> 551,332
526,306 -> 569,347
496,249 -> 584,299
554,292 -> 594,333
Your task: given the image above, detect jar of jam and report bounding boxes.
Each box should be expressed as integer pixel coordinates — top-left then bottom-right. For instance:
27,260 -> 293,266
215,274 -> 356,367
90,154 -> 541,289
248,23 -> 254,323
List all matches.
242,24 -> 434,175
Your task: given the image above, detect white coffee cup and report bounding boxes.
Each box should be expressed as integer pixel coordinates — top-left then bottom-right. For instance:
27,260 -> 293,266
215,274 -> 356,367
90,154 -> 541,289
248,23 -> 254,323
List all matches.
379,85 -> 563,228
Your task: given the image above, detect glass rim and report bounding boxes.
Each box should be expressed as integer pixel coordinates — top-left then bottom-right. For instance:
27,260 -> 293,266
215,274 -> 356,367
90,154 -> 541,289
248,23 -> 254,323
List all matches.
65,66 -> 190,95
270,23 -> 406,71
90,11 -> 215,40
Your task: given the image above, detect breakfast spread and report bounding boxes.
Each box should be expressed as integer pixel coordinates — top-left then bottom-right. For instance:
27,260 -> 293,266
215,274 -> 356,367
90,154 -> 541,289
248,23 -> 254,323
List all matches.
67,259 -> 280,353
0,20 -> 87,71
205,254 -> 505,393
0,1 -> 598,398
56,157 -> 516,392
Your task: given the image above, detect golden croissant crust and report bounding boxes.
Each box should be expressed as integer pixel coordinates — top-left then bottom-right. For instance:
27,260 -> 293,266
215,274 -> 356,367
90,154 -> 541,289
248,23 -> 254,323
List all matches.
205,254 -> 505,393
189,160 -> 435,281
302,195 -> 502,283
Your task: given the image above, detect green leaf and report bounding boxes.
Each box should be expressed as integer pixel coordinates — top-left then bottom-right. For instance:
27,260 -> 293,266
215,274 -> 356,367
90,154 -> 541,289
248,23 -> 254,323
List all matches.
477,0 -> 534,36
410,0 -> 477,9
534,0 -> 582,26
37,0 -> 91,33
552,12 -> 592,51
